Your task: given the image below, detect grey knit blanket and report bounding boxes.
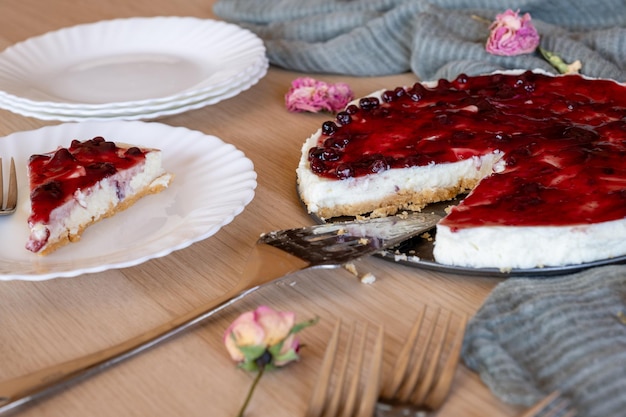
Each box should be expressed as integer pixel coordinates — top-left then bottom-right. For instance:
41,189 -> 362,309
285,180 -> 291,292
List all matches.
462,265 -> 626,417
213,0 -> 626,82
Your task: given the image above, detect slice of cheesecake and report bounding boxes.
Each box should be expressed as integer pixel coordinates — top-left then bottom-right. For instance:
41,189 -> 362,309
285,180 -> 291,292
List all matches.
26,136 -> 173,255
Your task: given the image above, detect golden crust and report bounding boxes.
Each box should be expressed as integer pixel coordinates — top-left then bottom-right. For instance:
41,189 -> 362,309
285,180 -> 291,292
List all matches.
307,179 -> 479,220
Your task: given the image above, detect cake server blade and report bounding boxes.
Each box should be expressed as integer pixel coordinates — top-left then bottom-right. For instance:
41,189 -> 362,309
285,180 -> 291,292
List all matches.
0,212 -> 441,415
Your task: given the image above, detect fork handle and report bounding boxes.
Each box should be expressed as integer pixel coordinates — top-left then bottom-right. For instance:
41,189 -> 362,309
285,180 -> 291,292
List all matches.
0,284 -> 259,415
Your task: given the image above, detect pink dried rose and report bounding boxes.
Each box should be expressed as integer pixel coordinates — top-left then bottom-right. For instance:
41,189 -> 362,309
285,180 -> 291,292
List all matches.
224,306 -> 317,416
486,9 -> 540,56
285,77 -> 354,113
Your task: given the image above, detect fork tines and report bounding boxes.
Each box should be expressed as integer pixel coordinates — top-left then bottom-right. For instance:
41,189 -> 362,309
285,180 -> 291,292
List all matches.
379,306 -> 468,411
0,157 -> 17,215
306,320 -> 384,417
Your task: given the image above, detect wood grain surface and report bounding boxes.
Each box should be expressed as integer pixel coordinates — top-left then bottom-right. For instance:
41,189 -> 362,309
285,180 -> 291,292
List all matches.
0,1 -> 523,416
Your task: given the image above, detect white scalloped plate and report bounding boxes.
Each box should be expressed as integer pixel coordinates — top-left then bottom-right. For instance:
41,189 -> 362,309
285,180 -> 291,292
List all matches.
0,56 -> 268,121
0,121 -> 256,280
0,17 -> 266,109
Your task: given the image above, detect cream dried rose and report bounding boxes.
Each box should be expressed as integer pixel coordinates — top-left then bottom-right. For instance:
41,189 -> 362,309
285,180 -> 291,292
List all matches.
224,306 -> 317,416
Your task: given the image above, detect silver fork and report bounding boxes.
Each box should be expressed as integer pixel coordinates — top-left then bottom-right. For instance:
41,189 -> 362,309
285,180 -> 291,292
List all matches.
0,157 -> 17,215
0,212 -> 440,415
376,306 -> 468,417
307,320 -> 385,417
519,391 -> 577,417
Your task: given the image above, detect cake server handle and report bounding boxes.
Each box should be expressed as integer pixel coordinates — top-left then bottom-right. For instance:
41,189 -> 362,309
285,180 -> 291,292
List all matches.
0,212 -> 440,414
0,285 -> 256,415
0,243 -> 310,415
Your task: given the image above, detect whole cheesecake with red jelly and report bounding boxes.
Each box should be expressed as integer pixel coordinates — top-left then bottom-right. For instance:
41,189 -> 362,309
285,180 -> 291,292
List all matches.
27,137 -> 172,255
296,70 -> 626,270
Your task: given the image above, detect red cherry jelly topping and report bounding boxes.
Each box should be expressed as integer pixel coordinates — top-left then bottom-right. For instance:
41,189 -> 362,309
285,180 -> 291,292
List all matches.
308,71 -> 626,228
28,137 -> 148,224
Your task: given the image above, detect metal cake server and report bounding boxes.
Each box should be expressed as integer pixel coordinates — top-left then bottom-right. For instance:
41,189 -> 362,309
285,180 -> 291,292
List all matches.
0,212 -> 441,415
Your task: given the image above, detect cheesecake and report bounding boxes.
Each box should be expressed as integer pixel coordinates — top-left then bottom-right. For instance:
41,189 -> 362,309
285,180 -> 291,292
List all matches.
26,136 -> 173,255
296,70 -> 626,269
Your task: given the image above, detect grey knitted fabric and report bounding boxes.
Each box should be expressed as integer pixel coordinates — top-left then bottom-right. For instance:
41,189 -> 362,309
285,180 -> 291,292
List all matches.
213,0 -> 626,82
462,265 -> 626,417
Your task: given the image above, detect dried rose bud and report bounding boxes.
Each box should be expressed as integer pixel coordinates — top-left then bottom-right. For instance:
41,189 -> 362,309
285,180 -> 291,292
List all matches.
224,306 -> 318,417
486,9 -> 540,56
224,305 -> 307,370
285,77 -> 354,113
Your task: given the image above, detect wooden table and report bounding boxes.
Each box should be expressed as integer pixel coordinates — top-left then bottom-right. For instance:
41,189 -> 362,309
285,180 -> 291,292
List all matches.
0,1 -> 524,416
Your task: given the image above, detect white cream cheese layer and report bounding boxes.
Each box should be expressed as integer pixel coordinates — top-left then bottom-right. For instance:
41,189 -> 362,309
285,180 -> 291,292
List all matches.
434,218 -> 626,270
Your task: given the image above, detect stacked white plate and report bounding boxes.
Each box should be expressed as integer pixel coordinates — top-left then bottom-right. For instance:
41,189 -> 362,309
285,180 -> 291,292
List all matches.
0,16 -> 268,121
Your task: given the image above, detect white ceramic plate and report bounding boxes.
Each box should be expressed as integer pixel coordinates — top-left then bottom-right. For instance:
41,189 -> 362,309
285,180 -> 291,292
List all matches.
0,17 -> 266,109
0,121 -> 256,280
0,56 -> 268,121
0,55 -> 267,115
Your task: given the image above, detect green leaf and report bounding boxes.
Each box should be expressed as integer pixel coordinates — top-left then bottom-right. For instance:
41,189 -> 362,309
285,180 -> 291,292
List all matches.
238,360 -> 260,372
274,349 -> 299,365
267,340 -> 284,357
237,345 -> 266,362
290,316 -> 319,335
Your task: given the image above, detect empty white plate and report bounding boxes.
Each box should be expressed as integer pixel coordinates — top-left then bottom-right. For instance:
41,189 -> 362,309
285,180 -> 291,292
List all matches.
0,16 -> 266,111
0,55 -> 268,121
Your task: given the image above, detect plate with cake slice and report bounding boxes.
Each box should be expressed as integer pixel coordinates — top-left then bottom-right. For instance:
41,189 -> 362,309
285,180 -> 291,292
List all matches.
0,121 -> 256,280
297,70 -> 626,276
